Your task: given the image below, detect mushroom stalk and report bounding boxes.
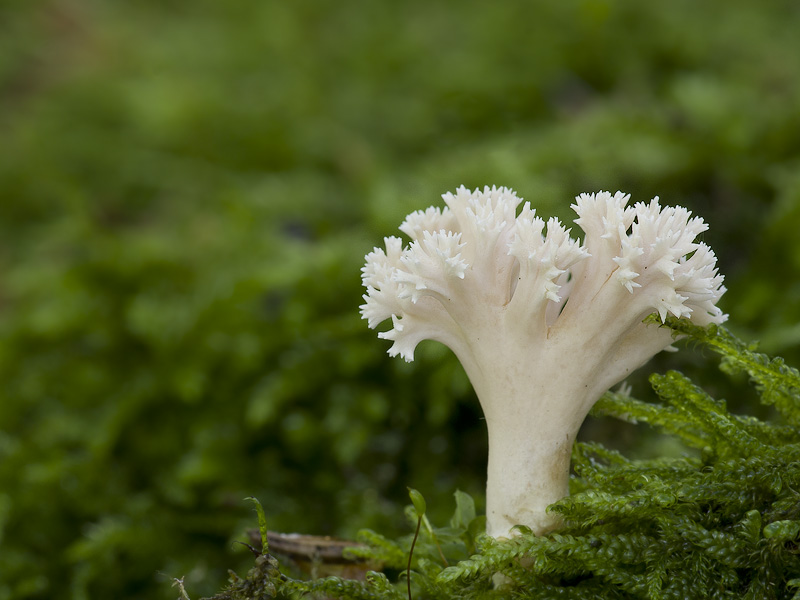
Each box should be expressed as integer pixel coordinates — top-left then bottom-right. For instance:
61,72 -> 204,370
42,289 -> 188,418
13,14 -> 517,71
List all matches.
485,407 -> 574,538
361,187 -> 726,538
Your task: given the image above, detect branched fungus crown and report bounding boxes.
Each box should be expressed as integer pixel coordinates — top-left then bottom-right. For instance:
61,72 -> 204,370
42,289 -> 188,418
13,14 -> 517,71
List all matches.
361,186 -> 726,362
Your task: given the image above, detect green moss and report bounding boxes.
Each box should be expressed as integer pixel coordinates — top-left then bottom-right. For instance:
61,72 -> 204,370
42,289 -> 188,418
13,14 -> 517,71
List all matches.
206,322 -> 800,599
2,1 -> 800,598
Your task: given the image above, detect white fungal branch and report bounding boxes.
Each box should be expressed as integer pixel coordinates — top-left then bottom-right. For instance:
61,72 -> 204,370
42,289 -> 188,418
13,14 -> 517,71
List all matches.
361,186 -> 726,538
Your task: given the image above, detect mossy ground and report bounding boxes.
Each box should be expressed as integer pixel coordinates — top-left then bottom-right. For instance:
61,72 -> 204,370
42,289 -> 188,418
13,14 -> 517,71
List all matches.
2,2 -> 800,598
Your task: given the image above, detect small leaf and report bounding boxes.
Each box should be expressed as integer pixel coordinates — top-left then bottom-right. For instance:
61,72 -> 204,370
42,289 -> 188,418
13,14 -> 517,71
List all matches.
737,510 -> 762,544
408,487 -> 427,518
763,520 -> 800,541
244,496 -> 269,553
450,490 -> 476,530
510,524 -> 534,536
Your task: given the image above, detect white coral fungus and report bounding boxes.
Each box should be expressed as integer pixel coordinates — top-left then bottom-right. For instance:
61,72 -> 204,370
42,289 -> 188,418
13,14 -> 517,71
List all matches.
361,186 -> 726,538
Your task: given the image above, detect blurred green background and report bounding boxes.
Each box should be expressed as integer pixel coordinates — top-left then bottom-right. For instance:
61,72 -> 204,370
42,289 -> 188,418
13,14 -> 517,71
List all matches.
1,1 -> 800,598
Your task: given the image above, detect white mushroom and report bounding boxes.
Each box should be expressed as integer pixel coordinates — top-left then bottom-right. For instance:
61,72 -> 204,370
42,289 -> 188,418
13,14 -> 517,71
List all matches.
361,186 -> 726,539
